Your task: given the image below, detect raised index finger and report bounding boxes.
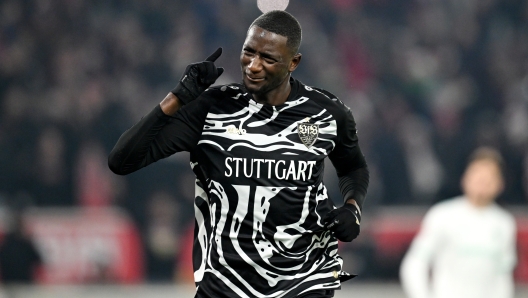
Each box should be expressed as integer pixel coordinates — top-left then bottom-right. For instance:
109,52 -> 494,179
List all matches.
205,47 -> 223,62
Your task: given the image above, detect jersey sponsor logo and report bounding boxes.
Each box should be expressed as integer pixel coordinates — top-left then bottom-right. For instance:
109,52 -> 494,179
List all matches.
225,125 -> 246,135
224,157 -> 316,181
297,122 -> 319,148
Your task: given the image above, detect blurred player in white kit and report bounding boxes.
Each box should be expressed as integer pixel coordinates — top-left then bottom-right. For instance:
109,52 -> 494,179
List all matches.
400,146 -> 517,298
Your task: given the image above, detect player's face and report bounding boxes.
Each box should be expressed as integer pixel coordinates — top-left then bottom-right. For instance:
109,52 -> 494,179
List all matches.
240,26 -> 300,99
461,159 -> 504,207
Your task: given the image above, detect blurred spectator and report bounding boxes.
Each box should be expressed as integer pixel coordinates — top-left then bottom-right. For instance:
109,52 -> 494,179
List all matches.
144,190 -> 181,282
29,125 -> 76,206
0,210 -> 42,284
75,140 -> 117,207
400,147 -> 517,298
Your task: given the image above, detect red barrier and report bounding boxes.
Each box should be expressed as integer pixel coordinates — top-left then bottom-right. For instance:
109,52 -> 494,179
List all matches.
15,208 -> 143,284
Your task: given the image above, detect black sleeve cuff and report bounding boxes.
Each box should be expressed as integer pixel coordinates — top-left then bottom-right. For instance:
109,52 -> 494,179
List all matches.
338,166 -> 369,209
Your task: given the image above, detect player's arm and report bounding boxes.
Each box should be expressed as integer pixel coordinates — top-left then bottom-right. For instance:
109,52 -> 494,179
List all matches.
399,207 -> 443,298
493,216 -> 517,298
107,103 -> 187,175
108,48 -> 224,175
324,104 -> 369,242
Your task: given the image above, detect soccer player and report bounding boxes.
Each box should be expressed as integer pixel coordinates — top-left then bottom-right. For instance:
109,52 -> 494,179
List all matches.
400,147 -> 517,298
109,10 -> 369,298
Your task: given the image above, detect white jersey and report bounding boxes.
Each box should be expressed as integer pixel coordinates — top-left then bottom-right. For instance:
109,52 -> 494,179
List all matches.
400,197 -> 517,298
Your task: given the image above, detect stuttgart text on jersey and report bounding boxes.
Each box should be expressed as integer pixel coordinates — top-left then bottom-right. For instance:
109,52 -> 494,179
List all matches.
224,157 -> 317,181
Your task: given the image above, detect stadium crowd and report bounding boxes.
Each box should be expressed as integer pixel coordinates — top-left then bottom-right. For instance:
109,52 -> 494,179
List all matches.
0,0 -> 526,282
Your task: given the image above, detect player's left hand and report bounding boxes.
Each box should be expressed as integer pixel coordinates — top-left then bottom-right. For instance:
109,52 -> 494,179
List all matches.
324,203 -> 361,242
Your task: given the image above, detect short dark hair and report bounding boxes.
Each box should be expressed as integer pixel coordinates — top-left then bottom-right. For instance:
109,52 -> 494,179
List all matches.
249,10 -> 302,55
467,146 -> 505,174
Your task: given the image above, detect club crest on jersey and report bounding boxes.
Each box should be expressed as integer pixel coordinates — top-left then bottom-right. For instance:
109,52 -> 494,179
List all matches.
297,122 -> 319,148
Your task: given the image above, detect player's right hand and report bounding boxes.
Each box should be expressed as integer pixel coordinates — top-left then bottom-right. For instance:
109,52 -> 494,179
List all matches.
171,47 -> 224,105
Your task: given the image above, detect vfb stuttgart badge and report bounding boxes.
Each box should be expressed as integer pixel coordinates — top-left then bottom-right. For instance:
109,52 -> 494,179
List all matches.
297,122 -> 319,148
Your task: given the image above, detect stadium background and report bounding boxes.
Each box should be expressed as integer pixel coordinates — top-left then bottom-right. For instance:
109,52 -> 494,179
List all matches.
0,0 -> 527,296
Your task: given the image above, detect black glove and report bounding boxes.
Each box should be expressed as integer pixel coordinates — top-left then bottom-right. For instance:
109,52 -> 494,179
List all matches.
324,203 -> 361,242
171,47 -> 224,105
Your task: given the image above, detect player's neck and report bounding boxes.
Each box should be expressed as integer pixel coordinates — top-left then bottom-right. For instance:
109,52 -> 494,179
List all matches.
466,195 -> 495,209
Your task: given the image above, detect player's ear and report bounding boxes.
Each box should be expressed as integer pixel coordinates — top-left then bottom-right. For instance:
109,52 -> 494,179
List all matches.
289,53 -> 302,72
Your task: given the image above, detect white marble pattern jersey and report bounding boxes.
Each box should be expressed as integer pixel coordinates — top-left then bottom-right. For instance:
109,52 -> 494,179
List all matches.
183,79 -> 360,297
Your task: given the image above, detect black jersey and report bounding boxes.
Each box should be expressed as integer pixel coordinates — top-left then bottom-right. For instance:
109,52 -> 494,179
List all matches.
108,78 -> 367,297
